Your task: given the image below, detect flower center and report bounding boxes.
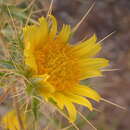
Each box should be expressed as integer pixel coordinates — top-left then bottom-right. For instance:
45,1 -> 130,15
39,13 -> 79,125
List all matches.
34,41 -> 81,91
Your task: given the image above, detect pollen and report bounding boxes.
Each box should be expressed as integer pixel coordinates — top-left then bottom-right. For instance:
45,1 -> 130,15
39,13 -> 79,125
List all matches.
34,40 -> 81,91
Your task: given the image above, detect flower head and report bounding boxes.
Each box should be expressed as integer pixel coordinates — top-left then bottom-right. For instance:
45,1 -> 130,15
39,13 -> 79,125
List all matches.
23,15 -> 109,122
1,110 -> 26,130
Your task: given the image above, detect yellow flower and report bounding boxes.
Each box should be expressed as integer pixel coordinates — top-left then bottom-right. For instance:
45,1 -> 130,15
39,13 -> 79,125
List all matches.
1,110 -> 26,130
23,15 -> 109,122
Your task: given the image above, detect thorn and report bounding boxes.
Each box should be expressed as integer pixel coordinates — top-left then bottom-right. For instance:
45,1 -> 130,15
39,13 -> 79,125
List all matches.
98,31 -> 116,44
21,0 -> 36,12
61,125 -> 73,130
25,6 -> 33,26
72,1 -> 96,33
46,0 -> 54,18
101,98 -> 127,111
52,105 -> 79,130
78,111 -> 97,130
94,108 -> 101,113
101,69 -> 120,72
7,6 -> 17,36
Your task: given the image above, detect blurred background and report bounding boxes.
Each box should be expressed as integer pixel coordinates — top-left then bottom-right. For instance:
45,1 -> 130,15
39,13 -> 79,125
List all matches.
0,0 -> 130,130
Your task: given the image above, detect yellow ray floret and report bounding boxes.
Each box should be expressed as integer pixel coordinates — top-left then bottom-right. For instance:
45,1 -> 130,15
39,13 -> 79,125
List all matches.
1,110 -> 26,130
23,15 -> 109,122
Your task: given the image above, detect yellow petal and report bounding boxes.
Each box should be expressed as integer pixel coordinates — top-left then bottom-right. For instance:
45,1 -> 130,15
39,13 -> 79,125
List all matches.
64,92 -> 93,111
46,93 -> 76,122
72,85 -> 101,102
56,93 -> 77,122
24,48 -> 37,72
73,34 -> 101,58
2,110 -> 26,130
48,15 -> 57,39
80,69 -> 103,80
80,58 -> 109,69
37,17 -> 49,45
23,16 -> 48,49
51,92 -> 65,109
73,34 -> 97,50
64,100 -> 77,122
38,81 -> 55,96
23,26 -> 32,46
23,17 -> 49,72
56,24 -> 71,43
79,58 -> 109,80
33,74 -> 50,82
77,44 -> 101,58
